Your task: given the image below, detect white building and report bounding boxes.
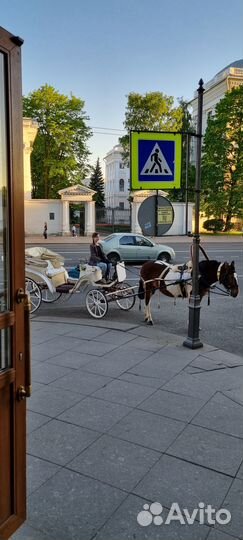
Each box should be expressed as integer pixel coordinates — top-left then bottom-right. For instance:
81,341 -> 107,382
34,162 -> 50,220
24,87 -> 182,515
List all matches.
189,59 -> 243,231
104,144 -> 130,209
190,59 -> 243,134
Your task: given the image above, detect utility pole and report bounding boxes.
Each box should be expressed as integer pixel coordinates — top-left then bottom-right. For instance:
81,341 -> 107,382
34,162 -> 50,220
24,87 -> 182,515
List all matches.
155,189 -> 159,236
183,79 -> 204,349
185,133 -> 190,234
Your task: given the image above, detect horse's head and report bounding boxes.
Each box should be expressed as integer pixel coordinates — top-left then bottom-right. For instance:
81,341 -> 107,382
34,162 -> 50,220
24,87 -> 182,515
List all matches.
218,261 -> 239,298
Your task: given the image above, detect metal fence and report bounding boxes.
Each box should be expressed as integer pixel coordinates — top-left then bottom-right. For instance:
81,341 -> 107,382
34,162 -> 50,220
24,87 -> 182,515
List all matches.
96,207 -> 131,234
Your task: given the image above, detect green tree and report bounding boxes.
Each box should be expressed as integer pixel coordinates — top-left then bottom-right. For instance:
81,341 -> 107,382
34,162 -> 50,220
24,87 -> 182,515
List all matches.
119,91 -> 184,163
23,84 -> 92,198
89,158 -> 105,207
201,86 -> 243,231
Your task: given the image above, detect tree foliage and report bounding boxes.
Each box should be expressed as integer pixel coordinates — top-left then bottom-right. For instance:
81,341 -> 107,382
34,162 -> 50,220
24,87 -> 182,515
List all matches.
89,158 -> 105,207
203,218 -> 225,232
119,91 -> 184,163
23,84 -> 92,198
201,86 -> 243,231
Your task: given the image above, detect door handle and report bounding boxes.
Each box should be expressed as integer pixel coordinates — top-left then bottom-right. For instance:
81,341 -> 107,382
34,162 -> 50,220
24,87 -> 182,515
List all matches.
16,287 -> 26,304
17,290 -> 32,400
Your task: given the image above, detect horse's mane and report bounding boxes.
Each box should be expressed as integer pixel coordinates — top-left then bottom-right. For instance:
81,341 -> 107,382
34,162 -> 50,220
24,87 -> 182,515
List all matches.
198,259 -> 220,290
199,260 -> 219,273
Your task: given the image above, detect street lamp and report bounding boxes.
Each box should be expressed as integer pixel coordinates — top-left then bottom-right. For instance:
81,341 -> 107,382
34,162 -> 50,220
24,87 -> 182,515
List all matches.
183,79 -> 204,349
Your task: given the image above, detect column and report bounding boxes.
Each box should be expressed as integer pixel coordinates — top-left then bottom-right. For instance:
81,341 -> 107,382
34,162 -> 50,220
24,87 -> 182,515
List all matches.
23,118 -> 38,200
85,200 -> 95,235
61,200 -> 70,235
23,146 -> 32,200
131,201 -> 142,233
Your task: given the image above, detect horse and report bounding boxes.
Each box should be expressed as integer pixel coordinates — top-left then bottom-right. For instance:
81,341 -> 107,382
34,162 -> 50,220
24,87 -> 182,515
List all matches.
138,259 -> 239,325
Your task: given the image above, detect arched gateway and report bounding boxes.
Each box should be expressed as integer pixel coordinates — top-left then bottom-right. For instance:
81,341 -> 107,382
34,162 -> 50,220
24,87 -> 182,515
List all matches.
58,185 -> 96,235
24,183 -> 96,236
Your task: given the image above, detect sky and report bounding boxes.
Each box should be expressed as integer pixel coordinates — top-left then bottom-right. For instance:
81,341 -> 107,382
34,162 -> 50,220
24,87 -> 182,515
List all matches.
1,0 -> 243,171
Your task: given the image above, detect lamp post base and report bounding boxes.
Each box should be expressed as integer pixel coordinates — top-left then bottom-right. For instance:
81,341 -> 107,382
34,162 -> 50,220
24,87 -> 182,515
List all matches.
183,295 -> 203,349
183,336 -> 203,349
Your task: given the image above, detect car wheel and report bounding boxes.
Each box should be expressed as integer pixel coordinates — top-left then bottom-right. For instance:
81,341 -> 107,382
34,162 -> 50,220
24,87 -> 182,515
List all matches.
107,252 -> 120,264
158,252 -> 170,263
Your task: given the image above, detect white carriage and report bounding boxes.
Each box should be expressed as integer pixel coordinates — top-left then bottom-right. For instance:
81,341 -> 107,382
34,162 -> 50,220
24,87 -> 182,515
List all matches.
25,247 -> 135,318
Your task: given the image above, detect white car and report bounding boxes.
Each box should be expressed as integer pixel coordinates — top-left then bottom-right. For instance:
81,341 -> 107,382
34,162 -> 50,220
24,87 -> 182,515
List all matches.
101,233 -> 175,263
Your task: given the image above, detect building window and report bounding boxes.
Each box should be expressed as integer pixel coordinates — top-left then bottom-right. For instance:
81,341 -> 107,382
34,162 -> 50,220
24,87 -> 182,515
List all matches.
119,178 -> 124,192
119,162 -> 124,169
207,110 -> 213,120
119,202 -> 124,210
49,212 -> 55,220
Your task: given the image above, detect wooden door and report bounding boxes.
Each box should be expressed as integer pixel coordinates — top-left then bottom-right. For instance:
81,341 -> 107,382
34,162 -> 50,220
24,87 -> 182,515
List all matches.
0,27 -> 29,539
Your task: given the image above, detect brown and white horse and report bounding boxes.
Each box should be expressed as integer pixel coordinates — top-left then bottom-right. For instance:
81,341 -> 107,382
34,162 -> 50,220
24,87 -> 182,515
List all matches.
138,259 -> 239,325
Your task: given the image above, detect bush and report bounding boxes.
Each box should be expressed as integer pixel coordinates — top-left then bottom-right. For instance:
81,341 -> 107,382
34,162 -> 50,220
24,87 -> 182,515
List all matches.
203,219 -> 225,232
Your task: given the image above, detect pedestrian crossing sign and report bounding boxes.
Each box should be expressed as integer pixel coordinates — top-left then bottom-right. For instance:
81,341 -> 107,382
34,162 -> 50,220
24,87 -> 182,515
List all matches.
130,131 -> 182,190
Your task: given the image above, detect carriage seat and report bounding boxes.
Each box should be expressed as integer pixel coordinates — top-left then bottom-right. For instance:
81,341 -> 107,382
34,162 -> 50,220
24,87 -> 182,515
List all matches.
78,264 -> 102,283
25,247 -> 68,287
25,247 -> 64,267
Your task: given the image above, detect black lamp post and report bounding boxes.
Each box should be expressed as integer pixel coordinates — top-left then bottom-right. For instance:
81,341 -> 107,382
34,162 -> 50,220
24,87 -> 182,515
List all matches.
183,79 -> 204,349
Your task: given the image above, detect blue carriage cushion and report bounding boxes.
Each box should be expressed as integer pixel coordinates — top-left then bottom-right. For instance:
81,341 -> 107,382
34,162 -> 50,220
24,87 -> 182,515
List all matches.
68,266 -> 80,279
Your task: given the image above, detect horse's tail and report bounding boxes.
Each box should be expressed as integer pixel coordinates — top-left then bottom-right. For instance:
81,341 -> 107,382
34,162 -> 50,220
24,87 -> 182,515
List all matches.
138,278 -> 145,300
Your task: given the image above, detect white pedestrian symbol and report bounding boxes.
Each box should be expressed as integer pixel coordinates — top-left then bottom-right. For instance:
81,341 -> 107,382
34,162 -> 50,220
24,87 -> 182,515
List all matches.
140,143 -> 172,176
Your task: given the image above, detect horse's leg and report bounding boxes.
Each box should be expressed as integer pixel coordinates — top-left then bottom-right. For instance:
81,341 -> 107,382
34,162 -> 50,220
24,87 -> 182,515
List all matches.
147,297 -> 153,325
144,299 -> 149,322
146,291 -> 153,325
144,287 -> 150,322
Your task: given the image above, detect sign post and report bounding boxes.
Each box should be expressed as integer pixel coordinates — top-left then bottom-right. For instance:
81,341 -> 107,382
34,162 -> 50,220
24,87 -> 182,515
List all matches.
155,190 -> 159,237
183,79 -> 204,349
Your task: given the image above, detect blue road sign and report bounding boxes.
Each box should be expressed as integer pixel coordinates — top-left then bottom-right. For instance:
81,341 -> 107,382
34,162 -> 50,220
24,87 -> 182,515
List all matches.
130,132 -> 182,190
139,140 -> 175,182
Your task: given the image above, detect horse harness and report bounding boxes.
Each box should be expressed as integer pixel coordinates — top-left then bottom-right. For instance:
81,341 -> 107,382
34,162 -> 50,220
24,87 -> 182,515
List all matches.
143,262 -> 193,299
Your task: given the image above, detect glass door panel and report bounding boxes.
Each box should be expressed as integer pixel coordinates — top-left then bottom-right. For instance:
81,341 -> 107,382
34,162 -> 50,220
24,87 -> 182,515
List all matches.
0,328 -> 11,369
0,52 -> 10,315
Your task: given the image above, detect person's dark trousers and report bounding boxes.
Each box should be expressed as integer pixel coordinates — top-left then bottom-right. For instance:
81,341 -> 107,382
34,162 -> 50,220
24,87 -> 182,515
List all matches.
105,262 -> 112,281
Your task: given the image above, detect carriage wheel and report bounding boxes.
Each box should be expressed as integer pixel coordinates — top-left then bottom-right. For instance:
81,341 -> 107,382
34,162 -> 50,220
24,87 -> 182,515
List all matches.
116,282 -> 136,311
25,277 -> 42,314
41,287 -> 62,303
85,289 -> 108,319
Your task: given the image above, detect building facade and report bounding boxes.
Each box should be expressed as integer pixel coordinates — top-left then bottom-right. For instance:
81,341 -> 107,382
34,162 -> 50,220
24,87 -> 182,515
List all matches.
190,59 -> 243,134
189,59 -> 243,231
104,144 -> 130,209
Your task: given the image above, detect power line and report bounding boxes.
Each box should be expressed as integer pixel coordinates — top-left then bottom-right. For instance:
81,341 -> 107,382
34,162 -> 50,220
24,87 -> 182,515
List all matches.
90,126 -> 126,132
91,131 -> 124,136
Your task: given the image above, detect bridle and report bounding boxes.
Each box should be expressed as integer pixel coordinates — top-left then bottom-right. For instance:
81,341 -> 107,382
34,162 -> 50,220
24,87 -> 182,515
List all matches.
191,244 -> 238,298
216,262 -> 224,282
215,262 -> 238,296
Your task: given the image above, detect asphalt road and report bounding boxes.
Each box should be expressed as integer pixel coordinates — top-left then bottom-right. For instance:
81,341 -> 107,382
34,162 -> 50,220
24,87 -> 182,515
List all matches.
27,240 -> 243,357
26,240 -> 243,269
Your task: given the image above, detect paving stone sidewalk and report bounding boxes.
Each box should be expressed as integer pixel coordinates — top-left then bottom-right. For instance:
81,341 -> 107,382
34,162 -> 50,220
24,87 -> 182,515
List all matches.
12,317 -> 243,540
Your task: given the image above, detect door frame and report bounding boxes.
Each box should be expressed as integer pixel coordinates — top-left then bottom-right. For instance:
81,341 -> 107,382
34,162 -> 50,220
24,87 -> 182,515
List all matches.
0,26 -> 27,539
